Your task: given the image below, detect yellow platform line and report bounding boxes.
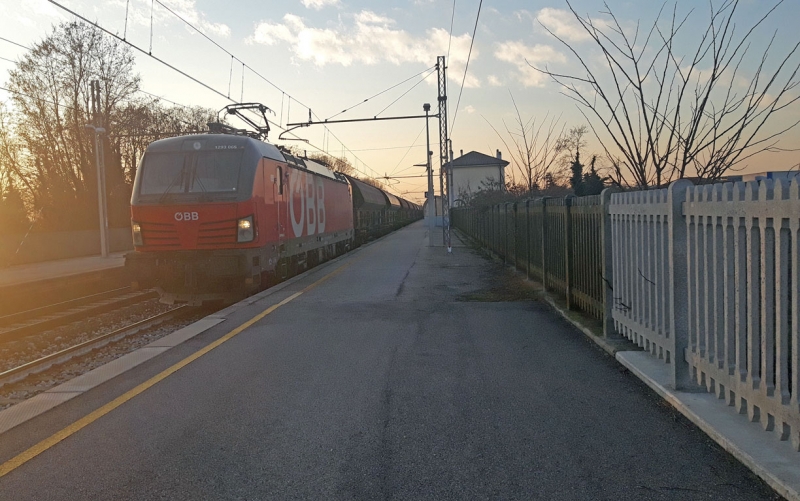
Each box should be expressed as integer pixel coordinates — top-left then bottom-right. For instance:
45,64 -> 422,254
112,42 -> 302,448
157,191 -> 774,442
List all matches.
0,261 -> 351,479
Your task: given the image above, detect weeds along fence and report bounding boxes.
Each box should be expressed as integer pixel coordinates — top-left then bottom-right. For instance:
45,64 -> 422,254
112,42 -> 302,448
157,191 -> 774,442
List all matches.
452,177 -> 800,450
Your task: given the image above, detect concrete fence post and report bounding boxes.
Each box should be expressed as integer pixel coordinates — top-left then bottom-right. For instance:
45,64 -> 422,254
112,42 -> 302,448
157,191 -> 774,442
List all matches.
565,195 -> 575,309
668,179 -> 694,390
601,187 -> 618,338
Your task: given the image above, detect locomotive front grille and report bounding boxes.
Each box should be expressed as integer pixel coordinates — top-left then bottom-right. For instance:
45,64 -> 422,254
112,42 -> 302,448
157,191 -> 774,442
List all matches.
197,219 -> 238,248
140,221 -> 180,249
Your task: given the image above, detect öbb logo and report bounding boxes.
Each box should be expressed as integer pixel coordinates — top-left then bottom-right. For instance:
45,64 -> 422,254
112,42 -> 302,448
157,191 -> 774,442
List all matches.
174,212 -> 199,221
289,170 -> 326,238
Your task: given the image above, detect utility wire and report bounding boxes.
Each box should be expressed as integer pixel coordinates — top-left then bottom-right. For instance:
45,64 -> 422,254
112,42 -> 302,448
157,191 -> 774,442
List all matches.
43,2 -> 297,142
0,36 -> 194,112
388,124 -> 426,176
0,85 -> 78,112
152,0 -> 313,112
450,0 -> 482,137
374,67 -> 437,117
40,1 -> 399,191
446,0 -> 456,63
325,65 -> 434,121
143,8 -> 377,178
0,37 -> 31,50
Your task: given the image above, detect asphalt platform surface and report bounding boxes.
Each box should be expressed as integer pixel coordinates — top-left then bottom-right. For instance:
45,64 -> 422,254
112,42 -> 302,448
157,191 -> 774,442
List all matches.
0,221 -> 782,500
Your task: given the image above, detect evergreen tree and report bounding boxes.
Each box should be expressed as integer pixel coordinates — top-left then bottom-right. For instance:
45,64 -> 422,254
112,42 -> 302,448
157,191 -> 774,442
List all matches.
581,155 -> 606,196
570,151 -> 585,196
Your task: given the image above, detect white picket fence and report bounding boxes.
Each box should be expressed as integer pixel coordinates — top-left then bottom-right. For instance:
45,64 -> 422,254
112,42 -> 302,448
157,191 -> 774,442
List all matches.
610,178 -> 800,450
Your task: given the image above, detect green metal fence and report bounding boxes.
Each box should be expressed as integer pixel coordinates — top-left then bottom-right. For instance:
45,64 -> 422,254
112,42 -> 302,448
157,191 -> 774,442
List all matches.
452,194 -> 610,322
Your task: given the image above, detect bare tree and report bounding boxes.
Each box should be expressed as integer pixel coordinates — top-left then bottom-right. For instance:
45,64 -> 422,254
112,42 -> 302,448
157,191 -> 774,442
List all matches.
0,103 -> 31,233
111,98 -> 215,182
8,21 -> 140,229
533,0 -> 800,187
484,91 -> 566,195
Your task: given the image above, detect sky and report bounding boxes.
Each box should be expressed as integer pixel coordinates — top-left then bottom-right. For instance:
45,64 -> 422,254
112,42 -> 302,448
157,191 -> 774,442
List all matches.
1,0 -> 799,203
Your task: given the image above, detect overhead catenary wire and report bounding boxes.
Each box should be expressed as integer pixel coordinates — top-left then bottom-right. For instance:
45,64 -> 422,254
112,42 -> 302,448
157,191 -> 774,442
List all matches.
149,0 -> 429,185
0,37 -> 31,51
374,68 -> 438,117
123,0 -> 130,40
43,1 -> 302,143
152,0 -> 315,112
325,65 -> 435,121
0,85 -> 78,112
0,36 -> 196,112
39,0 -> 403,193
450,0 -> 482,137
446,0 -> 456,63
388,124 -> 427,176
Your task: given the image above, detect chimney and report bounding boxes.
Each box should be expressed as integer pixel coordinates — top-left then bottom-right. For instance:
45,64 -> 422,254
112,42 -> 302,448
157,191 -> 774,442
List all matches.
497,150 -> 502,160
460,149 -> 463,157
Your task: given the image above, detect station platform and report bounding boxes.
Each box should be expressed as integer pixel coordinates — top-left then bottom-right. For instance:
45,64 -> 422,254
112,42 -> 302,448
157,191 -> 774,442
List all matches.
0,252 -> 126,289
0,221 -> 780,500
0,252 -> 129,316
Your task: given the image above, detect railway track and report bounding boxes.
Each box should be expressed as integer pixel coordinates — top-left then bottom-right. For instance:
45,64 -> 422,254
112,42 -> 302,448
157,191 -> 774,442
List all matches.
0,288 -> 158,342
0,306 -> 190,389
0,286 -> 208,408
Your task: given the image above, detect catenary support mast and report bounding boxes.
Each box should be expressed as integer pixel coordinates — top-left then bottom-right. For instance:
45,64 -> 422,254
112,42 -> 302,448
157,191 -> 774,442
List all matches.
437,56 -> 451,252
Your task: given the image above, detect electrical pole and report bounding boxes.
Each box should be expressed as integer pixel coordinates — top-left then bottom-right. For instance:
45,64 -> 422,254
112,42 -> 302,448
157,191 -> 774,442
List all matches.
87,80 -> 109,258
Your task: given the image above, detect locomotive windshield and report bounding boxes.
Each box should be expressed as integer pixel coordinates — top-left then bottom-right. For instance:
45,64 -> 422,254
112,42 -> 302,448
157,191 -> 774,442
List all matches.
139,150 -> 243,196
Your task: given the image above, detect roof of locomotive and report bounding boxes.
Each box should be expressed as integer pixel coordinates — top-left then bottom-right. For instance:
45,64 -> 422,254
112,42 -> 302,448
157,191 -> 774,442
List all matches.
142,133 -> 339,181
145,133 -> 284,161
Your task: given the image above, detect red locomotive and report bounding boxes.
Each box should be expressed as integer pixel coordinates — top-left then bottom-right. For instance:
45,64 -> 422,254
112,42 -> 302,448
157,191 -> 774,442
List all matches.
125,104 -> 421,304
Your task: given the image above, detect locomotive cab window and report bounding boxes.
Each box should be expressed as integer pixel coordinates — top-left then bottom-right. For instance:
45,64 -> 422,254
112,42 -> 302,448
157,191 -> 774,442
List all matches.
139,150 -> 243,196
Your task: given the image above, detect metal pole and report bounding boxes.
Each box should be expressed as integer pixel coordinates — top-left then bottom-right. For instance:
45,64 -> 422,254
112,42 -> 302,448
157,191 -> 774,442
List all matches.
448,140 -> 454,208
424,103 -> 434,244
437,55 -> 450,252
85,125 -> 109,257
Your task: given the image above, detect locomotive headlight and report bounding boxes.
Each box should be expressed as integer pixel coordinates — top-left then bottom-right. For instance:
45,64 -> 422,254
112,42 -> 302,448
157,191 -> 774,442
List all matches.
237,215 -> 255,243
131,222 -> 143,246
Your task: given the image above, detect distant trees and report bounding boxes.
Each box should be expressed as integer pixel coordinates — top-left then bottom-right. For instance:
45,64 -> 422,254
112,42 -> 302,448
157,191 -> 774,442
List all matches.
6,21 -> 140,230
484,91 -> 566,196
534,0 -> 800,187
298,148 -> 389,189
561,125 -> 606,196
0,104 -> 30,234
305,151 -> 357,177
0,21 -> 215,232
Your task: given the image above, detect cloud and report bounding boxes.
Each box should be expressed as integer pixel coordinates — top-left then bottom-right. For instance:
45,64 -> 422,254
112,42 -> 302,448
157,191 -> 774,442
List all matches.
487,75 -> 502,86
464,105 -> 475,114
494,41 -> 564,87
535,7 -> 592,42
301,0 -> 339,10
249,10 -> 480,87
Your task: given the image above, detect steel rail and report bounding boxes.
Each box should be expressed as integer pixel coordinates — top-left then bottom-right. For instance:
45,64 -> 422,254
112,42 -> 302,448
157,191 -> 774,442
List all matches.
0,306 -> 188,389
0,291 -> 159,342
0,287 -> 132,327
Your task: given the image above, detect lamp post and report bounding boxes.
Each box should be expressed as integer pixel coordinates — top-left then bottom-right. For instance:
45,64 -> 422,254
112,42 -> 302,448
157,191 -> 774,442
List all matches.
84,124 -> 109,258
424,103 -> 434,239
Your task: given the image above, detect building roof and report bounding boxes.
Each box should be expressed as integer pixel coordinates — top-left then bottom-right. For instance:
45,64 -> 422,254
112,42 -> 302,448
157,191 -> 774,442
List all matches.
445,150 -> 510,169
